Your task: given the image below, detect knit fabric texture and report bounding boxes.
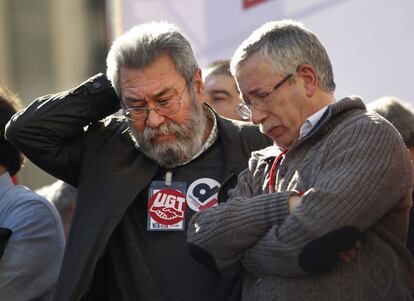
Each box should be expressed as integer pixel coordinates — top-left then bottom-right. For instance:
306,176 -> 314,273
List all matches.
188,96 -> 414,300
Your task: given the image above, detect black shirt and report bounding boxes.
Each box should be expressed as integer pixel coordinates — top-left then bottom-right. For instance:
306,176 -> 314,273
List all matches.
84,138 -> 242,301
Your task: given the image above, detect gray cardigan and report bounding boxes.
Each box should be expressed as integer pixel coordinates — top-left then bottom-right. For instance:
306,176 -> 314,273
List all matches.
188,96 -> 414,300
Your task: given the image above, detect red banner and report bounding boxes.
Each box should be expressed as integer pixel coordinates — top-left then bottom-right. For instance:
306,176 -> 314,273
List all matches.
243,0 -> 269,10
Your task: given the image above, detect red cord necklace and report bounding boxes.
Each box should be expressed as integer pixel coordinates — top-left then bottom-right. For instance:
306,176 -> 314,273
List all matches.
268,148 -> 288,193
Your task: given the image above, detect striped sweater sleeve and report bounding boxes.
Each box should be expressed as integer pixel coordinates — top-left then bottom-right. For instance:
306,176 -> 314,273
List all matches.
187,155 -> 291,273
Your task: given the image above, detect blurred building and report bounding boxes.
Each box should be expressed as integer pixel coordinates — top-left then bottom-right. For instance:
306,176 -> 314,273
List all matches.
0,0 -> 108,189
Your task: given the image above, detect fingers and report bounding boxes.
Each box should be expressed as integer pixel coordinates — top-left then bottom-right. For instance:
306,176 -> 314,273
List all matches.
338,240 -> 361,263
338,249 -> 356,262
288,194 -> 302,212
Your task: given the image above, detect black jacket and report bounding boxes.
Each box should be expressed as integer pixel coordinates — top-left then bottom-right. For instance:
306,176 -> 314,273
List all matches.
6,74 -> 272,301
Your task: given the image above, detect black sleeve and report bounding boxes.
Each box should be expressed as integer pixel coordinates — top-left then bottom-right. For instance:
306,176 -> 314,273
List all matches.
5,73 -> 120,185
299,226 -> 361,274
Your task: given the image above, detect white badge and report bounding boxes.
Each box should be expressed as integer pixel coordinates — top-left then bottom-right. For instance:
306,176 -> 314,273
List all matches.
147,181 -> 187,231
187,178 -> 220,212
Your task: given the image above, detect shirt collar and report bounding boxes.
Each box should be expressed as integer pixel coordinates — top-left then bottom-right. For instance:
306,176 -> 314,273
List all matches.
0,172 -> 13,200
299,105 -> 329,140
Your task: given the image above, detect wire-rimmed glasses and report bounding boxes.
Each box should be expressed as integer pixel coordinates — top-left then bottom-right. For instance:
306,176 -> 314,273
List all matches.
234,73 -> 293,120
123,84 -> 188,122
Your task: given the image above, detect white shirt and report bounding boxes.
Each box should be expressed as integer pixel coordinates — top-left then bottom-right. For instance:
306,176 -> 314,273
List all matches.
0,172 -> 65,301
299,105 -> 329,140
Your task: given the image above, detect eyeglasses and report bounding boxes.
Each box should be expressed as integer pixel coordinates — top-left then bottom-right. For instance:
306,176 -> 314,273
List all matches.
234,73 -> 293,120
123,84 -> 187,122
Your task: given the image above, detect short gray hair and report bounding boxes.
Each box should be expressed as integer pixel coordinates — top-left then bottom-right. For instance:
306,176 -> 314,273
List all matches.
36,180 -> 77,226
106,21 -> 199,96
230,20 -> 335,92
368,97 -> 414,148
204,59 -> 232,78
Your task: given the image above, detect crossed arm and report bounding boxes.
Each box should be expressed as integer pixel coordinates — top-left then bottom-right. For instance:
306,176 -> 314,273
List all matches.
187,120 -> 411,277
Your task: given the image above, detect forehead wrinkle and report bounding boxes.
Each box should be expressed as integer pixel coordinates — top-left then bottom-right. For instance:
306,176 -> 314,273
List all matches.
124,85 -> 178,103
154,86 -> 178,98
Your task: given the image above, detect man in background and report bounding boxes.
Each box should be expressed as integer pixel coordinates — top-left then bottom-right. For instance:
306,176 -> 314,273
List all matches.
368,96 -> 414,258
203,59 -> 245,121
0,83 -> 64,300
37,180 -> 77,238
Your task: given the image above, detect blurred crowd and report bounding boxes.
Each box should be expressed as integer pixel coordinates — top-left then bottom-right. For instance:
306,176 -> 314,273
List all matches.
1,18 -> 414,301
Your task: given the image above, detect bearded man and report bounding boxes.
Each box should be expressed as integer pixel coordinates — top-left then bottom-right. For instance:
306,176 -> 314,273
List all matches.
5,22 -> 271,301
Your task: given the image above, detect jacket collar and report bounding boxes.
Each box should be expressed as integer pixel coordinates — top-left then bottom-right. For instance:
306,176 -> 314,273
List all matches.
0,172 -> 13,201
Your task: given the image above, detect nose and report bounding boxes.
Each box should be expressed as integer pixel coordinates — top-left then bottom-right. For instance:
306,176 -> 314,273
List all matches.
250,106 -> 267,125
145,109 -> 166,129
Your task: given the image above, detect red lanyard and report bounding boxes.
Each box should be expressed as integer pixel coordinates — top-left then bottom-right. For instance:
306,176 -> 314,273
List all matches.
268,148 -> 288,193
268,149 -> 304,196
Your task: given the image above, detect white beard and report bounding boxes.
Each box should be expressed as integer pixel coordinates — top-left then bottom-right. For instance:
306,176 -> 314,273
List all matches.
128,98 -> 207,168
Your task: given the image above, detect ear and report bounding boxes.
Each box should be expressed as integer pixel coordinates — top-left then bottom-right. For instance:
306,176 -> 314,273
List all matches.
297,64 -> 318,97
192,69 -> 204,103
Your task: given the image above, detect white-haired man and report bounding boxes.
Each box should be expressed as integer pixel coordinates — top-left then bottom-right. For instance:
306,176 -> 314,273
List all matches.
188,20 -> 414,300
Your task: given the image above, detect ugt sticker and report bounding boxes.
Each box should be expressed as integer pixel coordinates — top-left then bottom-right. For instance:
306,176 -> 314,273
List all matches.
187,178 -> 220,212
148,188 -> 186,230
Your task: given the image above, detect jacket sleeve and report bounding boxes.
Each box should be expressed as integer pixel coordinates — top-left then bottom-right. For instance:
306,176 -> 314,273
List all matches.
187,153 -> 292,274
242,119 -> 412,278
5,74 -> 120,186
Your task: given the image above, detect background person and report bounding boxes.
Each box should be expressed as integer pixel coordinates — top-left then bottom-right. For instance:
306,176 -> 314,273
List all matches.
37,180 -> 77,239
368,96 -> 414,258
203,59 -> 245,121
0,83 -> 64,300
